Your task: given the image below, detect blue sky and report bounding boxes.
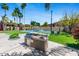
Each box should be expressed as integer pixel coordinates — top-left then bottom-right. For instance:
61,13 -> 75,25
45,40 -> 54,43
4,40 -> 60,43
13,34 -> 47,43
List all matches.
0,3 -> 79,25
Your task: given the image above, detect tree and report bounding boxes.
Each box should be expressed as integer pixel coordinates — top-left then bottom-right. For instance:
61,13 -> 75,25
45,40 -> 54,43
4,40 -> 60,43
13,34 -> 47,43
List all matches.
12,8 -> 20,23
18,12 -> 23,24
62,13 -> 70,26
1,16 -> 9,31
42,22 -> 48,26
31,21 -> 36,26
45,3 -> 50,11
69,13 -> 78,27
31,21 -> 40,26
36,22 -> 40,26
1,16 -> 9,25
59,12 -> 79,33
12,7 -> 23,30
12,10 -> 16,22
21,3 -> 27,24
1,3 -> 9,16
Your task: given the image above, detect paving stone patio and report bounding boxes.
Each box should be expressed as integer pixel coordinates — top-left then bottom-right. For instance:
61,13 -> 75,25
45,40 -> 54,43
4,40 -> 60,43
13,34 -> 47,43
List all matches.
0,33 -> 78,56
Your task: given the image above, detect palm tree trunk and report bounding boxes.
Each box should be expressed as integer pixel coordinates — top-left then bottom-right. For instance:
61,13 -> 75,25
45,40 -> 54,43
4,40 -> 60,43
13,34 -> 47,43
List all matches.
22,9 -> 25,24
23,9 -> 25,25
19,18 -> 21,30
4,10 -> 6,16
13,17 -> 16,30
50,10 -> 53,34
19,18 -> 20,24
22,10 -> 24,23
16,17 -> 19,24
14,17 -> 16,22
22,9 -> 26,30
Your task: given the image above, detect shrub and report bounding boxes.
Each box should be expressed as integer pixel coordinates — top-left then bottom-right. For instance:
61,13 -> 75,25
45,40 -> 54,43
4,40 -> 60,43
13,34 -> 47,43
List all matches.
9,32 -> 19,39
71,24 -> 79,44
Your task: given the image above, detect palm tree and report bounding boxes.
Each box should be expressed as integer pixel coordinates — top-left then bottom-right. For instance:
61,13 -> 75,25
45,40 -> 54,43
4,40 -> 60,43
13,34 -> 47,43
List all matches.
45,3 -> 50,11
14,8 -> 23,30
12,10 -> 16,22
12,8 -> 20,23
12,8 -> 19,30
21,3 -> 27,24
18,12 -> 23,24
1,3 -> 9,16
12,8 -> 22,30
44,3 -> 53,34
18,12 -> 23,30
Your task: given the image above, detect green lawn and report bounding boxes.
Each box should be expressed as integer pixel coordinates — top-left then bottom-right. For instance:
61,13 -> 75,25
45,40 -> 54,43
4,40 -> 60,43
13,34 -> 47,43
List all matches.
0,30 -> 77,45
48,32 -> 77,45
0,30 -> 26,35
